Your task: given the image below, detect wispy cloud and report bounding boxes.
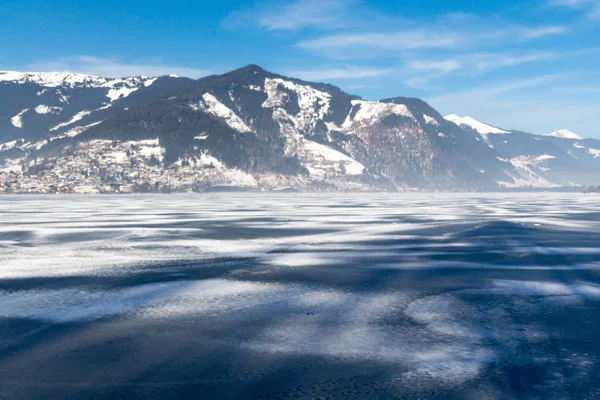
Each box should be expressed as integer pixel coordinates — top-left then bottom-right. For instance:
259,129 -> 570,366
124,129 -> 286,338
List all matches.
409,60 -> 463,73
256,0 -> 352,30
401,47 -> 600,90
550,0 -> 593,5
409,52 -> 558,76
424,74 -> 600,134
220,0 -> 598,137
26,56 -> 212,78
389,51 -> 560,90
549,0 -> 600,19
518,25 -> 568,39
296,25 -> 567,58
468,52 -> 559,72
286,66 -> 393,81
297,31 -> 463,52
428,74 -> 563,108
222,0 -> 375,31
403,60 -> 462,88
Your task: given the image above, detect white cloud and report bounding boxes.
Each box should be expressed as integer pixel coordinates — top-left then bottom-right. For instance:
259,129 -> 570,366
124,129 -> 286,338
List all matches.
469,52 -> 558,72
26,56 -> 212,79
427,74 -> 563,109
257,0 -> 352,30
517,25 -> 568,39
409,60 -> 462,73
402,52 -> 559,89
549,0 -> 600,19
296,25 -> 567,57
402,60 -> 462,88
410,52 -> 557,75
298,31 -> 464,52
222,0 -> 369,31
286,66 -> 393,81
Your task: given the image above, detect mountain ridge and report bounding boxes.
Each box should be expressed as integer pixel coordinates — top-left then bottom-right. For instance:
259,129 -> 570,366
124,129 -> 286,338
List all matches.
1,65 -> 599,193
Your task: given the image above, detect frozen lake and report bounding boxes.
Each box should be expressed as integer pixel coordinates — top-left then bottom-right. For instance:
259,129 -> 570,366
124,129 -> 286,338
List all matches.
0,193 -> 599,399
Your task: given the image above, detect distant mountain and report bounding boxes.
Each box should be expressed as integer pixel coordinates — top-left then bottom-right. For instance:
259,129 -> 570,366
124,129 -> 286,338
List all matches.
545,129 -> 582,140
1,66 -> 598,193
445,115 -> 600,187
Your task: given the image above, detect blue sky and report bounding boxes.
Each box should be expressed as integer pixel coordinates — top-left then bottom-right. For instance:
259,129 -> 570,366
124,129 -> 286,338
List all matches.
2,0 -> 600,138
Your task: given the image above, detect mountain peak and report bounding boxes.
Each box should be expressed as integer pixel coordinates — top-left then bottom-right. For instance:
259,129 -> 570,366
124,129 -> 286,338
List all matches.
236,64 -> 267,74
544,129 -> 582,140
444,114 -> 461,122
444,114 -> 509,135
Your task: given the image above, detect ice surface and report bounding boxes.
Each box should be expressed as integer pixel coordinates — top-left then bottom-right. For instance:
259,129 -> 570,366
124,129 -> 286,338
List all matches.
0,193 -> 599,398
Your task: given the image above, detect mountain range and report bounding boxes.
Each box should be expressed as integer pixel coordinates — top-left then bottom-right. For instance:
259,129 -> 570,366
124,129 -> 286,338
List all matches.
1,65 -> 599,193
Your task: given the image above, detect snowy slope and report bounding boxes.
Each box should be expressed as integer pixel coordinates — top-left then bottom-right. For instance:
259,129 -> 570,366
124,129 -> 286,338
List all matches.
0,71 -> 182,146
444,114 -> 509,135
544,129 -> 583,140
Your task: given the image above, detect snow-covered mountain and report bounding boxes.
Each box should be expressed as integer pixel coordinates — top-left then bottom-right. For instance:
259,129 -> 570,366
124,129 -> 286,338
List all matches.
445,115 -> 600,187
1,66 -> 598,193
0,71 -> 187,144
544,129 -> 583,140
444,114 -> 509,136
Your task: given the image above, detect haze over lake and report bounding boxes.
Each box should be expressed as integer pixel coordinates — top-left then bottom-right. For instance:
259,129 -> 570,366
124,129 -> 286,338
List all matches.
1,193 -> 599,399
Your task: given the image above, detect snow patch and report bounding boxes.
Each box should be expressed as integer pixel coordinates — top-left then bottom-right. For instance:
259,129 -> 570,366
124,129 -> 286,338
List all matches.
10,109 -> 29,128
190,93 -> 252,133
495,154 -> 562,188
143,78 -> 157,87
302,140 -> 365,177
423,114 -> 439,125
0,140 -> 18,152
589,148 -> 600,158
35,104 -> 63,114
50,104 -> 111,131
346,100 -> 413,128
263,78 -> 331,132
58,121 -> 102,139
106,86 -> 139,102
